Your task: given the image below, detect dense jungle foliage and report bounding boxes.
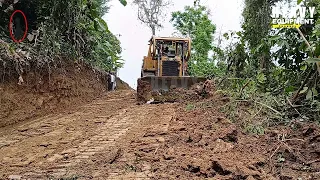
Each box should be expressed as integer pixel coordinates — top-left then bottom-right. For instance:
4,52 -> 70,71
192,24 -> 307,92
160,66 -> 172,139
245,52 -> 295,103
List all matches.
0,0 -> 127,78
171,0 -> 320,127
171,3 -> 217,77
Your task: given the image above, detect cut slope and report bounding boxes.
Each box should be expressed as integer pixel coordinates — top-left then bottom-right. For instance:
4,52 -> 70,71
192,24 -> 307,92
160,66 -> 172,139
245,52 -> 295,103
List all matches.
0,60 -> 127,127
116,77 -> 132,90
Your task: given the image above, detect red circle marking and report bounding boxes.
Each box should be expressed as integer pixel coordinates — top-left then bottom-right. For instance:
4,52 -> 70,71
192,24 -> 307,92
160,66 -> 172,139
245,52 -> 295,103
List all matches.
9,10 -> 28,43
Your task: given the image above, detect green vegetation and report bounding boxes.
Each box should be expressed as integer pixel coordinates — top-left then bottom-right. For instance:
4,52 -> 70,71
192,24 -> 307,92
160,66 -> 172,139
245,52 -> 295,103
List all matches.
0,0 -> 127,77
185,103 -> 195,111
170,0 -> 320,128
171,2 -> 216,77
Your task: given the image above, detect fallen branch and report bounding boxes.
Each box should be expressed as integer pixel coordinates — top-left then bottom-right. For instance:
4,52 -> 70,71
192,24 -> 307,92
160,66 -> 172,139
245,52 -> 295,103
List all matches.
240,80 -> 250,96
154,147 -> 159,155
283,138 -> 305,142
106,148 -> 122,164
269,143 -> 281,160
217,76 -> 228,87
306,158 -> 320,165
286,97 -> 302,117
235,100 -> 282,115
254,101 -> 282,115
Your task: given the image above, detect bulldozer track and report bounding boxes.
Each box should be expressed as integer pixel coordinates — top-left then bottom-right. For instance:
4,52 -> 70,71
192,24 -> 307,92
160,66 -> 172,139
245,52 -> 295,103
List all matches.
0,90 -> 175,179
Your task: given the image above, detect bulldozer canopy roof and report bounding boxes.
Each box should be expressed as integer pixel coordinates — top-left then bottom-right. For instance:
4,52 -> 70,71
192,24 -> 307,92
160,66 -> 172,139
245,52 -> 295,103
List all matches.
149,36 -> 191,42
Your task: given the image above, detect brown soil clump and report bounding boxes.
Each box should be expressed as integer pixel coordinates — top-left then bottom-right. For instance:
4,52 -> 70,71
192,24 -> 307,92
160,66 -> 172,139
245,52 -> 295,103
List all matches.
137,79 -> 215,104
136,78 -> 153,103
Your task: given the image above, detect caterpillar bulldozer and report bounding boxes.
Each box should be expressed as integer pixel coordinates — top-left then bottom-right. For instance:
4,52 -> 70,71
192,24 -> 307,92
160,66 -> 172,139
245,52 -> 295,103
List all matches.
137,36 -> 206,101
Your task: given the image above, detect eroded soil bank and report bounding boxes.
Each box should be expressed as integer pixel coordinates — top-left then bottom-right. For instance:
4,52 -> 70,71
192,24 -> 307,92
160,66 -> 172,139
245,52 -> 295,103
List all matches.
0,60 -> 117,127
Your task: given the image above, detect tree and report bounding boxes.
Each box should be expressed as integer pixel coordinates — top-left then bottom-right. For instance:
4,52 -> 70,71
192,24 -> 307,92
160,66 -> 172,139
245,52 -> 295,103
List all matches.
0,0 -> 127,76
132,0 -> 171,35
170,3 -> 216,76
242,0 -> 273,73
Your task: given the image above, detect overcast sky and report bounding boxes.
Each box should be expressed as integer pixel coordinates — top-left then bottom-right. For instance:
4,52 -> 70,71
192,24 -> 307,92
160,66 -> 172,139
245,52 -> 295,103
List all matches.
104,0 -> 244,89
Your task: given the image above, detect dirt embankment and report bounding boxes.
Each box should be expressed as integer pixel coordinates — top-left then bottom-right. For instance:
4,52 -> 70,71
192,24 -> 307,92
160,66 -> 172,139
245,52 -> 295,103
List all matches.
116,77 -> 132,90
0,60 -> 114,127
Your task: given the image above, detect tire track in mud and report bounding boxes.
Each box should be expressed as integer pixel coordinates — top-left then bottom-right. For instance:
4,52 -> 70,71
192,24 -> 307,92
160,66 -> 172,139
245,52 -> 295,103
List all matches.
0,90 -> 176,179
0,90 -> 137,179
43,107 -> 142,178
45,103 -> 175,179
105,104 -> 175,180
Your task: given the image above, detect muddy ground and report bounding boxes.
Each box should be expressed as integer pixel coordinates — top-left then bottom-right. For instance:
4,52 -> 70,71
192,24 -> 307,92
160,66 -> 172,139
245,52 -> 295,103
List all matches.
0,75 -> 319,179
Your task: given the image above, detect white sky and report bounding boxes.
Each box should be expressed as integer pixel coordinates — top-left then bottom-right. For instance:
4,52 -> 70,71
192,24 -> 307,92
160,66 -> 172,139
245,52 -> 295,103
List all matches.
104,0 -> 244,89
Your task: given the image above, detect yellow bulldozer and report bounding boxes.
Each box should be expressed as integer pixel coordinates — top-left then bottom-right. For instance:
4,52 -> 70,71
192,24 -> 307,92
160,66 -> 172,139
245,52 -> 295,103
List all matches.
137,36 -> 206,101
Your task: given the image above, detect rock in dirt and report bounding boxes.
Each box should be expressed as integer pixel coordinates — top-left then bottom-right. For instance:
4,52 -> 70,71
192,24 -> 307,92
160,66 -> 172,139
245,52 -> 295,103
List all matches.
218,125 -> 238,143
185,164 -> 201,173
156,137 -> 165,143
246,175 -> 257,180
143,130 -> 167,137
180,157 -> 214,177
8,175 -> 22,180
210,139 -> 234,153
139,144 -> 159,153
191,79 -> 215,97
163,147 -> 175,160
211,161 -> 232,175
210,159 -> 264,178
187,132 -> 203,143
106,148 -> 122,164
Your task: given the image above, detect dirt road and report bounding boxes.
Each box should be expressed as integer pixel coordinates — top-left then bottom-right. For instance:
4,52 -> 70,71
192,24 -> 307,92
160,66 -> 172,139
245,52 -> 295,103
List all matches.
1,89 -> 319,180
0,90 -> 176,179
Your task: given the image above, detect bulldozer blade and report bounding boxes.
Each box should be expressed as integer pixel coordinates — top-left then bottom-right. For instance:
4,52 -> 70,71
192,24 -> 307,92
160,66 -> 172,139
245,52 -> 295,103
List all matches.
138,76 -> 207,91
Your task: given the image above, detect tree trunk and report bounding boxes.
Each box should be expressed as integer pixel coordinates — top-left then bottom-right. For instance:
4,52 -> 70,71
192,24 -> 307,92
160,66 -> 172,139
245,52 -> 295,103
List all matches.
152,27 -> 155,36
